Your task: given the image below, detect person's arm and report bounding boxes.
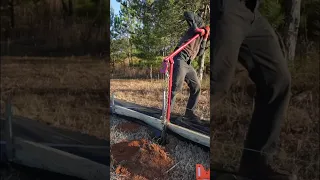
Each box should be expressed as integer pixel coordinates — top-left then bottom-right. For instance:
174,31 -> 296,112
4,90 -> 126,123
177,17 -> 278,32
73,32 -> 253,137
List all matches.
184,11 -> 205,35
184,11 -> 198,30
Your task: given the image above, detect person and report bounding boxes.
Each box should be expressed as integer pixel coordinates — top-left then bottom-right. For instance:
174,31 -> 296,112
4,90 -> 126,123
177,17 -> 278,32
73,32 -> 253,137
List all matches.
170,11 -> 210,122
210,0 -> 296,180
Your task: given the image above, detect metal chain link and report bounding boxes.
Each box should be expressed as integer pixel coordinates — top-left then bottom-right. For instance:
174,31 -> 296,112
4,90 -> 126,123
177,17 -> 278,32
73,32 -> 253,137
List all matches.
212,141 -> 319,165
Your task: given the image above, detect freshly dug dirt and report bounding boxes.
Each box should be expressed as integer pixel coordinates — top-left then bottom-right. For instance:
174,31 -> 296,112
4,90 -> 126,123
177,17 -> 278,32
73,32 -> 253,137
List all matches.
117,122 -> 141,133
111,139 -> 174,180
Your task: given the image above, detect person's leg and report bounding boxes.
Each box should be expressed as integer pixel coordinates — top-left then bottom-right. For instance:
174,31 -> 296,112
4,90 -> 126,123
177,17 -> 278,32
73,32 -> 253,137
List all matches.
210,0 -> 254,172
210,0 -> 295,179
170,55 -> 188,112
210,0 -> 253,117
238,11 -> 294,180
184,64 -> 201,116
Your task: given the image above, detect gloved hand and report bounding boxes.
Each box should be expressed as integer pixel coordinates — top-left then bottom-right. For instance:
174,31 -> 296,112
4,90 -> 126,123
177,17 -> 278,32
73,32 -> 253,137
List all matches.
195,28 -> 206,36
204,26 -> 210,40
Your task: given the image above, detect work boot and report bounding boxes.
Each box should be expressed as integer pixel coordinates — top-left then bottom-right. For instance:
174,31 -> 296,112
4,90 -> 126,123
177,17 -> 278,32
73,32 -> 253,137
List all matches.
240,164 -> 297,180
184,110 -> 201,123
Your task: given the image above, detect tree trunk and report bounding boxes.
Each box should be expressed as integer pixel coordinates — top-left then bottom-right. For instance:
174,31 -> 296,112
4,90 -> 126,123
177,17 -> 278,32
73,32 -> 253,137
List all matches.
150,65 -> 153,81
198,55 -> 205,82
112,56 -> 115,74
283,0 -> 301,64
9,0 -> 14,28
68,0 -> 73,16
60,0 -> 74,26
129,38 -> 133,66
197,4 -> 209,82
82,2 -> 102,46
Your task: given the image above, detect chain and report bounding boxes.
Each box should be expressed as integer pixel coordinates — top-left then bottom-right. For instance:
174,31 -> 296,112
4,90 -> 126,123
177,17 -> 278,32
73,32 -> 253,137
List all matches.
212,141 -> 319,165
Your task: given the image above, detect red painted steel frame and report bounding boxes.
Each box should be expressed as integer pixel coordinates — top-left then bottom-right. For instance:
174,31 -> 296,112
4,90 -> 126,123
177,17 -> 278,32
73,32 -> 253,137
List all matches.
161,34 -> 200,123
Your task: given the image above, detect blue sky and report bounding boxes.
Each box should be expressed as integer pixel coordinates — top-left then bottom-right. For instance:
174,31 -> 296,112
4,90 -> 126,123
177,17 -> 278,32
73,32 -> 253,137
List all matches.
111,0 -> 121,15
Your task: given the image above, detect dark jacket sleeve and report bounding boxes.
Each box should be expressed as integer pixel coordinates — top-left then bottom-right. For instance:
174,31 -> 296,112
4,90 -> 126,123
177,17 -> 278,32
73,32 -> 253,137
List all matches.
184,11 -> 198,31
197,39 -> 207,57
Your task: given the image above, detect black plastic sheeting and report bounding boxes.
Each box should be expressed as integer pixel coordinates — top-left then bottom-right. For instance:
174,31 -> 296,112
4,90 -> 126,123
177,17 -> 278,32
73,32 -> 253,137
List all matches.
112,99 -> 210,151
0,116 -> 109,166
113,99 -> 210,136
1,163 -> 84,180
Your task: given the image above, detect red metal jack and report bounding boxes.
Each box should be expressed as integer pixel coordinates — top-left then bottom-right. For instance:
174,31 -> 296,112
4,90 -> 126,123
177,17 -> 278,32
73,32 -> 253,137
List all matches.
160,34 -> 200,123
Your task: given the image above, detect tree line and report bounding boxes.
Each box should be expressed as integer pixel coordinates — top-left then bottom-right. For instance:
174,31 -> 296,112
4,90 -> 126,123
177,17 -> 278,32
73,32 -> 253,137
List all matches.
110,0 -> 319,78
1,0 -> 108,56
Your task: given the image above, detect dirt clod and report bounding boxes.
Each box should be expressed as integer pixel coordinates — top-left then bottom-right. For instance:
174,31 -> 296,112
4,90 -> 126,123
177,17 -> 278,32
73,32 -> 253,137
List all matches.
115,166 -> 131,177
111,139 -> 174,180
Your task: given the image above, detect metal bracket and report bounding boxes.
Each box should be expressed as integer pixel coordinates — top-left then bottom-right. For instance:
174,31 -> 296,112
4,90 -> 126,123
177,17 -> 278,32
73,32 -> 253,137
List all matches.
158,117 -> 169,145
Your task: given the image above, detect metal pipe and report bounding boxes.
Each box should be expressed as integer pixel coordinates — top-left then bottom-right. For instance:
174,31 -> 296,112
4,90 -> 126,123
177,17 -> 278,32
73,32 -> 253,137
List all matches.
113,105 -> 209,147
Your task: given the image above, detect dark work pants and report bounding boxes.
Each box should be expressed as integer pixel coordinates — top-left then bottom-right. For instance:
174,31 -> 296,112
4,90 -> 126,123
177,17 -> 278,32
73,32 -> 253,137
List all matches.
171,52 -> 201,113
210,0 -> 291,173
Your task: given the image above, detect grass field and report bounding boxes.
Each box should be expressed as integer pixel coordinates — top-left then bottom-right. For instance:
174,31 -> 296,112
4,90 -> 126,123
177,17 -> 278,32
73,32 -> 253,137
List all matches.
0,56 -> 109,139
110,78 -> 210,119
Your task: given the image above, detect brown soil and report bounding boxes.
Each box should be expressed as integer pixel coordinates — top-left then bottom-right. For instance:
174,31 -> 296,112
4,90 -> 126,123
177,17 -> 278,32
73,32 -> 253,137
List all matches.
118,122 -> 141,133
111,139 -> 174,180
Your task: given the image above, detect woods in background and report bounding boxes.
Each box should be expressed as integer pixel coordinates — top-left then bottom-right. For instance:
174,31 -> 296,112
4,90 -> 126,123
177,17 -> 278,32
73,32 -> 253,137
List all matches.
110,0 -> 210,79
1,0 -> 109,56
260,0 -> 319,63
110,0 -> 319,79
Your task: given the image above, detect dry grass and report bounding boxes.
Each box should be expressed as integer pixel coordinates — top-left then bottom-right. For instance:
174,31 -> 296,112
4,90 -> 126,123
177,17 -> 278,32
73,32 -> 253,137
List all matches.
110,78 -> 210,118
0,56 -> 109,140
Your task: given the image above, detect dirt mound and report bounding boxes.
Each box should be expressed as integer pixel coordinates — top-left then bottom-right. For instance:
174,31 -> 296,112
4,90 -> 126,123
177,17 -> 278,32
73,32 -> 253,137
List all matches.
117,122 -> 140,133
111,139 -> 174,180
